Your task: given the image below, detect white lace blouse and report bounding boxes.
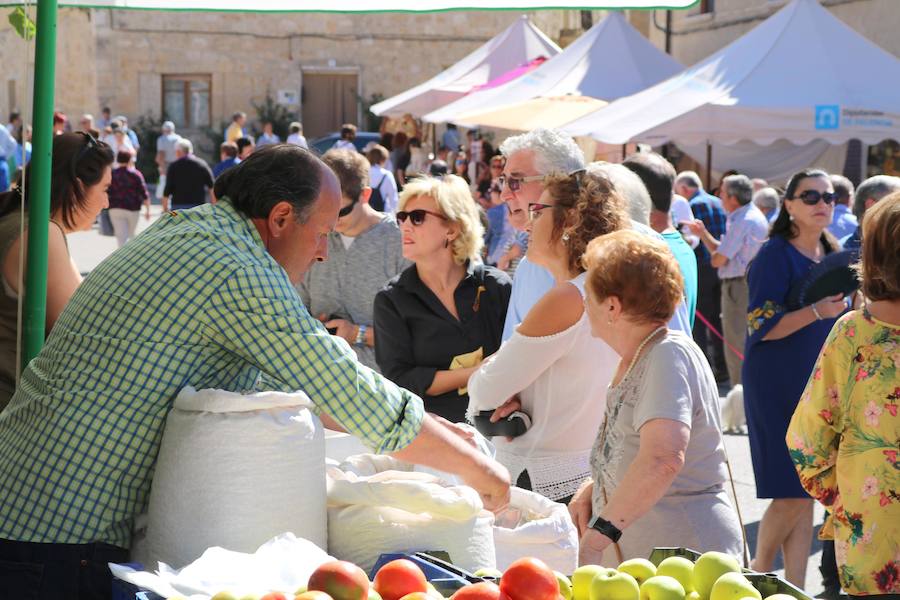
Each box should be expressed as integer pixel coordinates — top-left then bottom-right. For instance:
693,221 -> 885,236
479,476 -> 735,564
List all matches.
466,273 -> 619,500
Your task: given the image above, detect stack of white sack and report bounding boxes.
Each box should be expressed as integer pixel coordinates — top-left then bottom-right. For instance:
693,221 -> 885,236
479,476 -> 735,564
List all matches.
132,387 -> 327,569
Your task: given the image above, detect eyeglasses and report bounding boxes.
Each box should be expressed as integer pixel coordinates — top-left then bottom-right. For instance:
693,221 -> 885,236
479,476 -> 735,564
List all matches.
70,132 -> 99,179
792,190 -> 837,206
527,203 -> 553,221
498,174 -> 544,192
338,198 -> 358,218
396,209 -> 448,226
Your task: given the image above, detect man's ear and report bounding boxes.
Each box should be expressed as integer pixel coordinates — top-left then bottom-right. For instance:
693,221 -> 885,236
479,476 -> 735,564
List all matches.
268,201 -> 295,237
359,188 -> 373,206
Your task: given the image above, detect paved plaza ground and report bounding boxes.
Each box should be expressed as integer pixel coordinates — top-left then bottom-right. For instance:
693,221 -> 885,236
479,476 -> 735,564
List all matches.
66,205 -> 828,596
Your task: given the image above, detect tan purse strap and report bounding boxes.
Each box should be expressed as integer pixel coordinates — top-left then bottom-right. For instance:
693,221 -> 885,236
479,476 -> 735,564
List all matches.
720,433 -> 751,568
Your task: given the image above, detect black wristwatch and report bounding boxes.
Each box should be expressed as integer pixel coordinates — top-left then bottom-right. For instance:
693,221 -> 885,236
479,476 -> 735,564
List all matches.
588,515 -> 623,543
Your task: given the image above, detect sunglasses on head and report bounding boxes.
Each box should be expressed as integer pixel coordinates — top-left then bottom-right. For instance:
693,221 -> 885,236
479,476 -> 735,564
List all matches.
527,202 -> 553,220
338,198 -> 358,217
792,190 -> 837,206
70,132 -> 99,179
497,174 -> 544,192
396,209 -> 447,226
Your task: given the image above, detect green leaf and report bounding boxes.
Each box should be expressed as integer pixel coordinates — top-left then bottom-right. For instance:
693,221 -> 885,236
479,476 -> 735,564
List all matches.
8,7 -> 36,41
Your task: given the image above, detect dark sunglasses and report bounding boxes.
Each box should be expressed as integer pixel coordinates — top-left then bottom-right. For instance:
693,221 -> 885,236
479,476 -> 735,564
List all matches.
338,198 -> 358,217
498,174 -> 543,192
70,132 -> 99,179
792,190 -> 837,206
396,209 -> 448,226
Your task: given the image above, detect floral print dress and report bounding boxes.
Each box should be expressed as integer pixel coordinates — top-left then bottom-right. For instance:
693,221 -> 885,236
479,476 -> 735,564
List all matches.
787,308 -> 900,595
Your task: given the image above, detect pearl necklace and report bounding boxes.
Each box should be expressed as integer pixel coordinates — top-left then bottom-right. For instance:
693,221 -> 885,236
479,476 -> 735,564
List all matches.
618,325 -> 667,384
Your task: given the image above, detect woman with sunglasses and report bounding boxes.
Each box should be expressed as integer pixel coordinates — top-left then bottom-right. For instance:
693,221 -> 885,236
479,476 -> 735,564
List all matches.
743,168 -> 847,587
374,174 -> 511,423
466,168 -> 627,504
0,132 -> 114,410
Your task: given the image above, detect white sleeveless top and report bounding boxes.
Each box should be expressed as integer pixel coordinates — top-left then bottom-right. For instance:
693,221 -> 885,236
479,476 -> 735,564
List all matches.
467,272 -> 619,500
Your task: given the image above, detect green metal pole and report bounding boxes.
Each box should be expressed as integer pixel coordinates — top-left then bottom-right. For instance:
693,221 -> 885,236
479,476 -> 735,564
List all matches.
21,0 -> 59,368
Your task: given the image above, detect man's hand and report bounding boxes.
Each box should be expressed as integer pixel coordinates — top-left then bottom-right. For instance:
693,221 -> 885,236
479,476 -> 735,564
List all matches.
569,478 -> 594,536
686,219 -> 707,236
578,528 -> 613,566
325,318 -> 358,345
463,456 -> 511,512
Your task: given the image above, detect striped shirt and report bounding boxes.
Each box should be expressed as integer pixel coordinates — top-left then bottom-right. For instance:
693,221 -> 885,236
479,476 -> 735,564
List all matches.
0,198 -> 424,548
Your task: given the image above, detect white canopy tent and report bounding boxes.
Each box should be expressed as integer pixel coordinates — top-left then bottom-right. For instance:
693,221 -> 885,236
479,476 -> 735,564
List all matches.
561,0 -> 900,155
369,16 -> 560,118
423,11 -> 682,129
1,0 -> 697,7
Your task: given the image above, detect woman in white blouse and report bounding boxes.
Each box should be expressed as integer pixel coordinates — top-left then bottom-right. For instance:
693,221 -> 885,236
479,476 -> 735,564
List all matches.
467,168 -> 628,503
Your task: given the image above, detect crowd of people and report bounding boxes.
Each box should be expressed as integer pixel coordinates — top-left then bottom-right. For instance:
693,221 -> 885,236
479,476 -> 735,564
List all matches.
0,117 -> 897,600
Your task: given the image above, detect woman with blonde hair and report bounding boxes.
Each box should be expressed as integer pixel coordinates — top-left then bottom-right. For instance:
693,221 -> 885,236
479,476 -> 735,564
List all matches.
374,174 -> 511,423
787,193 -> 900,598
573,230 -> 742,565
466,167 -> 627,503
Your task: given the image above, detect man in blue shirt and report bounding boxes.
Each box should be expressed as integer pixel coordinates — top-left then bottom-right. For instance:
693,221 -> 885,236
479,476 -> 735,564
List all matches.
213,141 -> 241,178
842,175 -> 900,251
675,171 -> 728,381
689,174 -> 768,388
827,175 -> 858,240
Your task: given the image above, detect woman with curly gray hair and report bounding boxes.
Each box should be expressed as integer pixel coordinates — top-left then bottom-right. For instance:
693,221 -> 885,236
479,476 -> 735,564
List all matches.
374,175 -> 511,423
467,168 -> 629,503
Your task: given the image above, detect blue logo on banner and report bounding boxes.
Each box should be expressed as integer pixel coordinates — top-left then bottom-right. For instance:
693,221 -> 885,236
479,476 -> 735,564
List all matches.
815,105 -> 840,130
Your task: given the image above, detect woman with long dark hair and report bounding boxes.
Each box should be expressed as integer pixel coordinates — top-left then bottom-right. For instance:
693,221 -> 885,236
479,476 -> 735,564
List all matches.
0,132 -> 114,409
743,168 -> 846,587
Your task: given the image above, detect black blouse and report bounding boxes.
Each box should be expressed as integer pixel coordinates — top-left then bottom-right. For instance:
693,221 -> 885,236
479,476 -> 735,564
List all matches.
374,261 -> 512,423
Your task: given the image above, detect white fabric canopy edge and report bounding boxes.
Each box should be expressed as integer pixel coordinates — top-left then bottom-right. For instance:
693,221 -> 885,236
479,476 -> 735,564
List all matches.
0,0 -> 698,9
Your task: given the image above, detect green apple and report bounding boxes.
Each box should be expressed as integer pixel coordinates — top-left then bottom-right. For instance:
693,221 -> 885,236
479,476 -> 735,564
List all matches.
618,559 -> 657,585
555,571 -> 574,600
295,587 -> 308,596
692,552 -> 741,600
709,573 -> 760,600
656,557 -> 695,593
473,568 -> 503,579
590,569 -> 640,600
573,565 -> 613,600
368,590 -> 383,600
211,593 -> 239,600
639,576 -> 686,600
763,595 -> 797,600
687,592 -> 701,600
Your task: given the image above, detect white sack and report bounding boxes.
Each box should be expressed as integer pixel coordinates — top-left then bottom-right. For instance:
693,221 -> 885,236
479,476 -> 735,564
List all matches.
134,387 -> 327,569
493,487 -> 578,574
327,455 -> 496,574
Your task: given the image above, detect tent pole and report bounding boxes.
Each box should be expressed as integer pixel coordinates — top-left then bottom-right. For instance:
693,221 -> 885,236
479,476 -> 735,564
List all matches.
705,142 -> 713,191
21,0 -> 58,368
621,143 -> 627,161
432,122 -> 437,157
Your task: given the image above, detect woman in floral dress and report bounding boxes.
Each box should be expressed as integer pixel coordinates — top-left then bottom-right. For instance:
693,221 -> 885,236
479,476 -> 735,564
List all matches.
742,169 -> 848,587
788,193 -> 900,598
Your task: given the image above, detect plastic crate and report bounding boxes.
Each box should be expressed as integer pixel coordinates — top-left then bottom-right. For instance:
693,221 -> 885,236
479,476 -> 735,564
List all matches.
648,548 -> 813,600
370,552 -> 482,597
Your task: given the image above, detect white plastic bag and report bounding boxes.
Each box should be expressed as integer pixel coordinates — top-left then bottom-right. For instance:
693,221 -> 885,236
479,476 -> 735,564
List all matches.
492,487 -> 578,574
133,387 -> 327,569
327,455 -> 496,573
112,532 -> 333,599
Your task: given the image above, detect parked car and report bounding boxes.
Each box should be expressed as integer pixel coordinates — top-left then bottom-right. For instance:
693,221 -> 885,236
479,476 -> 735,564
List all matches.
309,131 -> 381,155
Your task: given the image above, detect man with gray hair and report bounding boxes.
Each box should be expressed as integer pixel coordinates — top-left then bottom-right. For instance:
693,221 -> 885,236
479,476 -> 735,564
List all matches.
827,174 -> 857,240
674,170 -> 728,381
688,173 -> 768,387
752,186 -> 781,222
162,138 -> 215,212
842,174 -> 900,250
498,128 -> 584,340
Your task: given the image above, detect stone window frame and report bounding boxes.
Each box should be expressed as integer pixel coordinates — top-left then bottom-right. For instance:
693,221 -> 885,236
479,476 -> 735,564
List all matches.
161,73 -> 212,129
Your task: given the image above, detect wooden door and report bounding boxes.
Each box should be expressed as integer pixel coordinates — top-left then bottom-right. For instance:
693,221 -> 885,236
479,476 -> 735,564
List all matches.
302,72 -> 359,139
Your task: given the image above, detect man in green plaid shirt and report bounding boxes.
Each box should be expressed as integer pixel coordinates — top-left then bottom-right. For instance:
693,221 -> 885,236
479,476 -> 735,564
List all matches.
0,146 -> 509,599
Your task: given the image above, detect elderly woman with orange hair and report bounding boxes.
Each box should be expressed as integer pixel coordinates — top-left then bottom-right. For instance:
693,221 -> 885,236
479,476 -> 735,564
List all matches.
787,193 -> 900,599
571,230 -> 743,565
